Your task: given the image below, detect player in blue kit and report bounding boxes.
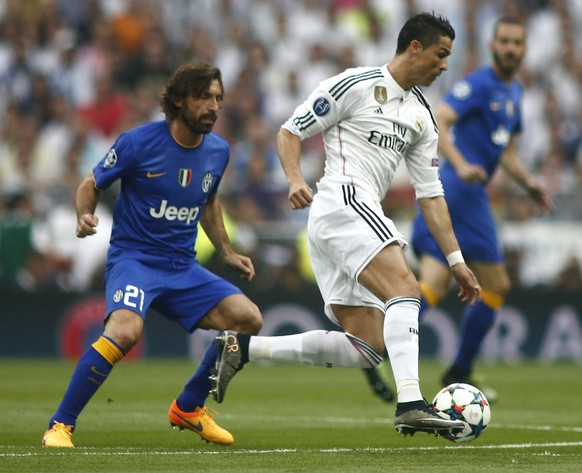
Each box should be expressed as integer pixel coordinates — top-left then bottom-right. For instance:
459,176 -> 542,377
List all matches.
42,62 -> 263,448
407,17 -> 553,395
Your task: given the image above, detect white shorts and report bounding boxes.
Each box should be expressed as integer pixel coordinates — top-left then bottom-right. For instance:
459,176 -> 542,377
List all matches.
307,181 -> 408,325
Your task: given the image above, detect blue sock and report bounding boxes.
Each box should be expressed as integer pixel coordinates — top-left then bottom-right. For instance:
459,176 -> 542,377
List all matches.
176,339 -> 218,411
48,346 -> 114,429
418,294 -> 429,321
453,301 -> 496,372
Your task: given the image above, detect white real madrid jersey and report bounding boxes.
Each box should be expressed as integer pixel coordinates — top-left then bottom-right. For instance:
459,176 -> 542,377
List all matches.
282,66 -> 444,201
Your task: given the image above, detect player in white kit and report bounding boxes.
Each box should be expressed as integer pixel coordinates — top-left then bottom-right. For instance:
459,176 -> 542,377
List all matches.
212,12 -> 481,438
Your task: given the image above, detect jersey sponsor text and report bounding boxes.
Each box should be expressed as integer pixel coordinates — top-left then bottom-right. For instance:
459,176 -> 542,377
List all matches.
150,199 -> 199,224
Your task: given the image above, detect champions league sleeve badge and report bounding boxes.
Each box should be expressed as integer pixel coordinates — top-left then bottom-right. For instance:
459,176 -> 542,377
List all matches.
103,148 -> 118,168
313,97 -> 331,116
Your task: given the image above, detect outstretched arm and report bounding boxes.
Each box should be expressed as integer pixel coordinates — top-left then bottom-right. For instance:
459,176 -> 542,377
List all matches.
417,195 -> 481,305
200,194 -> 255,281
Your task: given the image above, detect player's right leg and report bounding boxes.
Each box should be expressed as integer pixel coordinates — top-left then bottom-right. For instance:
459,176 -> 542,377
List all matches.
42,331 -> 127,447
43,258 -> 149,447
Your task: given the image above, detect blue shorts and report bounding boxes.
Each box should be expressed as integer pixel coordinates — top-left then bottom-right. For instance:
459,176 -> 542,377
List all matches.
411,177 -> 504,264
104,255 -> 242,333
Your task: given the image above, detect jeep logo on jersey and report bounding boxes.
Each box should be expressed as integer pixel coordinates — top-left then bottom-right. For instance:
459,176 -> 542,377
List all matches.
103,149 -> 117,168
150,200 -> 199,224
202,172 -> 213,193
178,169 -> 192,187
374,86 -> 387,104
313,97 -> 330,116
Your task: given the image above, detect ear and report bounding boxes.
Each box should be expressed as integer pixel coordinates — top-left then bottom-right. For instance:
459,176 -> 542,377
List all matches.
409,39 -> 424,55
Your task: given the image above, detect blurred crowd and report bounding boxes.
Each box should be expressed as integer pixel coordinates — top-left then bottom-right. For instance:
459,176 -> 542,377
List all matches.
0,0 -> 581,293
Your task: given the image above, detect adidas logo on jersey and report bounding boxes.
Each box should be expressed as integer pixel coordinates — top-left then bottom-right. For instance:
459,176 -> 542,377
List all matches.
374,107 -> 383,114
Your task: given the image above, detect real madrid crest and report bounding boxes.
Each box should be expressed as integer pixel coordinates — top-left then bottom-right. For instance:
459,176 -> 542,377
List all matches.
374,86 -> 387,104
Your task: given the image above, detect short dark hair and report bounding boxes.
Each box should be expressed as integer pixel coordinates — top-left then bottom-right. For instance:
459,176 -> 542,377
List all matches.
493,16 -> 525,38
396,12 -> 455,54
160,62 -> 223,119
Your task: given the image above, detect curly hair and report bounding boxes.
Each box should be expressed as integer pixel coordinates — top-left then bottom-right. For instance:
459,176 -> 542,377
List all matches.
160,62 -> 223,119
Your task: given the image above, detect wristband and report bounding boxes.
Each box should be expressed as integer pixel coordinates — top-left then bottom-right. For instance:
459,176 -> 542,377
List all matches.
446,250 -> 465,267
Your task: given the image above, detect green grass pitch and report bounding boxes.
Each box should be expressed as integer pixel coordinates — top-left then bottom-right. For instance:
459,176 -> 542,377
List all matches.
1,359 -> 581,472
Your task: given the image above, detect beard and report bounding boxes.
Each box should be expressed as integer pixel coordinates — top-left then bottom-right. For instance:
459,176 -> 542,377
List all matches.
493,50 -> 523,78
180,109 -> 217,135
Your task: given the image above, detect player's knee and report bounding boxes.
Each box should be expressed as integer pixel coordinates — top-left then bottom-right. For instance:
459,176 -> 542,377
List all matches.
498,278 -> 511,297
485,276 -> 511,298
103,311 -> 143,352
385,277 -> 422,301
103,330 -> 140,353
234,301 -> 263,335
406,280 -> 423,300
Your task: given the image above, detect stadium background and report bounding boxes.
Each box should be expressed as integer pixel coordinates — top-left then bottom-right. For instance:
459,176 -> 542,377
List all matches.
0,0 -> 581,362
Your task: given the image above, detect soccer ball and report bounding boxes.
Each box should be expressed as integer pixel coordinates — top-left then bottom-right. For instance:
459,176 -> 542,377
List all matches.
432,383 -> 491,443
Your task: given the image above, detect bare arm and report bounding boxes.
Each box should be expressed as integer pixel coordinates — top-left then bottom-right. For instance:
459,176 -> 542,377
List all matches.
76,173 -> 100,238
500,138 -> 553,214
417,196 -> 481,304
200,194 -> 255,281
435,104 -> 488,184
277,128 -> 313,209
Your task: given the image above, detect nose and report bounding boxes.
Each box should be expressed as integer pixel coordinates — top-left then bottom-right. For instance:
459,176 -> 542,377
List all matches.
441,57 -> 449,71
208,97 -> 220,111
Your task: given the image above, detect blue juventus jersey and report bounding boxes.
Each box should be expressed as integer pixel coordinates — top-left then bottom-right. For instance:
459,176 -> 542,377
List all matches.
411,66 -> 523,264
440,65 -> 522,182
93,120 -> 229,263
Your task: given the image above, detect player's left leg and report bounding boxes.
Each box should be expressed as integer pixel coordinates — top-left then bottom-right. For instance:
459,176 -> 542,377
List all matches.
362,255 -> 450,403
358,245 -> 465,437
211,327 -> 384,403
169,336 -> 239,446
168,285 -> 262,445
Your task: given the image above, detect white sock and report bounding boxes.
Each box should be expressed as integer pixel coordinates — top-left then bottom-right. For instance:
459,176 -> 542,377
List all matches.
248,330 -> 382,368
384,297 -> 423,403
